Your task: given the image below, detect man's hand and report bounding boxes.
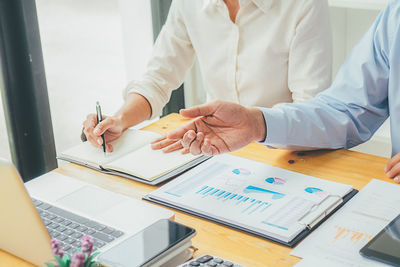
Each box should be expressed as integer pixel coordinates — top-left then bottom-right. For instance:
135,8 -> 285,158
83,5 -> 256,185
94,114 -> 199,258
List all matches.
160,100 -> 266,156
82,114 -> 124,153
151,136 -> 186,153
385,153 -> 400,184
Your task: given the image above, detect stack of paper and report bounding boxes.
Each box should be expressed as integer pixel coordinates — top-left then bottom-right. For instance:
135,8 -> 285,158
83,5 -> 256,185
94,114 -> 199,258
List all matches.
291,179 -> 400,266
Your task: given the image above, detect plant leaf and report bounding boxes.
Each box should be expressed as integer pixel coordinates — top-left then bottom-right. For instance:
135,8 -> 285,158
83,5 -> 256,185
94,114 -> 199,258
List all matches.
62,254 -> 70,261
83,253 -> 89,267
53,255 -> 67,267
85,251 -> 100,265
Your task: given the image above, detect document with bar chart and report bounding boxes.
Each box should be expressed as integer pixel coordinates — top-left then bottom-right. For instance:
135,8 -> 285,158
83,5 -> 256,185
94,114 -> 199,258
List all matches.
144,154 -> 357,246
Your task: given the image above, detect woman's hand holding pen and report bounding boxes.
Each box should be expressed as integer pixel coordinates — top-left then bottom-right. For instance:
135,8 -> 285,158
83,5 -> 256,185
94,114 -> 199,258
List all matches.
82,93 -> 153,153
83,114 -> 124,153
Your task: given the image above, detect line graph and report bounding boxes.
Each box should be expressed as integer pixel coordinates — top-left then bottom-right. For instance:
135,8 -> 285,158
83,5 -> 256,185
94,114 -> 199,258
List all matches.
333,225 -> 374,245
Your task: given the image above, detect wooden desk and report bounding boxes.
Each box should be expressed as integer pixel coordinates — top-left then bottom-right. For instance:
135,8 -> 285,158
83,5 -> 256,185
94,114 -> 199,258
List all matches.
1,114 -> 394,267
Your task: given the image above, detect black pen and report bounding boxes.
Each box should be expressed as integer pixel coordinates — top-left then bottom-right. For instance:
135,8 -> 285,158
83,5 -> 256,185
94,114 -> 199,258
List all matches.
96,101 -> 106,155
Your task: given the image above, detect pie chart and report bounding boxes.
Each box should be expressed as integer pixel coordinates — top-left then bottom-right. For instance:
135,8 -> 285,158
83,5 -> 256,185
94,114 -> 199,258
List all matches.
232,168 -> 251,175
304,187 -> 326,196
265,177 -> 286,185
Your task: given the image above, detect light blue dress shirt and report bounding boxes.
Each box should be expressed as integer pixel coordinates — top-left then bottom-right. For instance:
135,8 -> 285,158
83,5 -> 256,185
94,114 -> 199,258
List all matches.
260,1 -> 400,156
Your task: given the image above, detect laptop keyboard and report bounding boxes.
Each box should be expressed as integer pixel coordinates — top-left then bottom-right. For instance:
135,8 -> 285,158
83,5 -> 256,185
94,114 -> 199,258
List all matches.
32,198 -> 125,254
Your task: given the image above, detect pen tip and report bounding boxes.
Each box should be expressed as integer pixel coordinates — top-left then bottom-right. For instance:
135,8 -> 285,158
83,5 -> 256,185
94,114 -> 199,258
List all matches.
96,101 -> 100,105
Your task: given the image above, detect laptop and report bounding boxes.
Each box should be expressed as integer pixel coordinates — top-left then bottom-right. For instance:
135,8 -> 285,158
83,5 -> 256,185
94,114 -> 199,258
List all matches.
0,159 -> 174,266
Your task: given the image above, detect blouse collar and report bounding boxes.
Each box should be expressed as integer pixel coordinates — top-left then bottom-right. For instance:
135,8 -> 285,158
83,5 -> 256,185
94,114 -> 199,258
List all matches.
204,0 -> 274,13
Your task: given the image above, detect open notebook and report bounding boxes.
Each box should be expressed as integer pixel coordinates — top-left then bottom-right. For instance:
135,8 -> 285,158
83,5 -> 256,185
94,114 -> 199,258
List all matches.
58,129 -> 209,185
144,154 -> 358,246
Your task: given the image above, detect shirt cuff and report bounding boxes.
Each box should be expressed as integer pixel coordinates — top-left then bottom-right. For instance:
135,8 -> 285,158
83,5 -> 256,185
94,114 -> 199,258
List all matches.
257,107 -> 288,147
123,80 -> 167,120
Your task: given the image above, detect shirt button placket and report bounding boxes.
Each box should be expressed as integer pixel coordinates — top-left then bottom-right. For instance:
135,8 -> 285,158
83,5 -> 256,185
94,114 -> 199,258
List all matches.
232,25 -> 240,103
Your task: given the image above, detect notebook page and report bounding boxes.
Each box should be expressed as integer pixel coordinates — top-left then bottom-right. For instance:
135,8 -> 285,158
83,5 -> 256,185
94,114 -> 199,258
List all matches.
59,130 -> 161,167
103,144 -> 201,181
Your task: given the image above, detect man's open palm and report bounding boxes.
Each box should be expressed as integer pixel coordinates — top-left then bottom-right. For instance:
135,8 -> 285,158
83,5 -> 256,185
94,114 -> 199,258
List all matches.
167,101 -> 266,156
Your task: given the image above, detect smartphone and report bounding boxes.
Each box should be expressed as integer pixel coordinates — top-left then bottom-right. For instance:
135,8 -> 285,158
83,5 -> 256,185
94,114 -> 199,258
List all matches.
98,219 -> 196,267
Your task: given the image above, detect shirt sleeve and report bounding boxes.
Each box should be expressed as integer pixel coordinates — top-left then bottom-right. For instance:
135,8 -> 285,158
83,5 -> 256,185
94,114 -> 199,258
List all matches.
260,2 -> 396,150
123,0 -> 195,118
288,0 -> 333,102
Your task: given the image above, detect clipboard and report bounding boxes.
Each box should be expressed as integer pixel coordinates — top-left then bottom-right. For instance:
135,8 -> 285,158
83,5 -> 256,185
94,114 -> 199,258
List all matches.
143,188 -> 358,247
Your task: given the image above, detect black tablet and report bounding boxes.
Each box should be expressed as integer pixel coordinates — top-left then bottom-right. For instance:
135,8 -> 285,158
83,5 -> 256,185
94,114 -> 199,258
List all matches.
360,214 -> 400,266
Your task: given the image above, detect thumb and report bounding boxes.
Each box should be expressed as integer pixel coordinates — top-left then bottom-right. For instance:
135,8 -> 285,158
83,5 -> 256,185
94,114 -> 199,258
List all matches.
180,101 -> 219,118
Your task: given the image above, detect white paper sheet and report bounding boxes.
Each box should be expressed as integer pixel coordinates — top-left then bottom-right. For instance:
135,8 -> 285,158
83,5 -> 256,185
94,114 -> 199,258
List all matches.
291,179 -> 400,266
148,154 -> 353,242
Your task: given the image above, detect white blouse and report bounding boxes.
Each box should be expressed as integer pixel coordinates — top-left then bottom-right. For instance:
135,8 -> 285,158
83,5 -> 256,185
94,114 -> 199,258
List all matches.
125,0 -> 332,118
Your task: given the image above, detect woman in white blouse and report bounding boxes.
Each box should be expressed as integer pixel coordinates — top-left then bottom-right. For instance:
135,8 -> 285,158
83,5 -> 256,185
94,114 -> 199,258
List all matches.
83,0 -> 332,152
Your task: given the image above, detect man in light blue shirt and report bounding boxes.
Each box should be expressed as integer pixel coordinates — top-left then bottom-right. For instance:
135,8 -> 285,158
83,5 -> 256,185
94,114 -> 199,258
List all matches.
153,1 -> 400,183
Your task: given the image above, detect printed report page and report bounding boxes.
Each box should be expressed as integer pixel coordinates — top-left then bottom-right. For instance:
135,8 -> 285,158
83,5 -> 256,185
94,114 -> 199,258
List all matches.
149,154 -> 353,242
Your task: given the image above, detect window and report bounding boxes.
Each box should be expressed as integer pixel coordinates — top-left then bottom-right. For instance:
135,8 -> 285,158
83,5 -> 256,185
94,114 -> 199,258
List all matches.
36,0 -> 128,159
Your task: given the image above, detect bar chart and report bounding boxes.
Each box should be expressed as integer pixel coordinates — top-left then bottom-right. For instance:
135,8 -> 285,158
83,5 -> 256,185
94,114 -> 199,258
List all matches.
195,185 -> 273,215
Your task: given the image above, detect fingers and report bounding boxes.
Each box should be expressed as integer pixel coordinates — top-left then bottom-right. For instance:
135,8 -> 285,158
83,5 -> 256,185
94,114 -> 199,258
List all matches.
386,162 -> 400,179
385,153 -> 400,173
151,136 -> 167,144
106,143 -> 114,153
150,136 -> 184,153
83,114 -> 101,148
83,114 -> 118,152
385,153 -> 400,184
93,117 -> 114,136
167,121 -> 196,140
201,138 -> 219,156
181,130 -> 197,150
189,132 -> 204,155
151,136 -> 177,150
384,153 -> 400,184
162,140 -> 183,153
179,101 -> 220,118
181,147 -> 190,154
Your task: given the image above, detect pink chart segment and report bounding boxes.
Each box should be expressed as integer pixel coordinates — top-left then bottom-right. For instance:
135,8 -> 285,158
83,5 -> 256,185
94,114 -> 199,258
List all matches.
265,177 -> 286,185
